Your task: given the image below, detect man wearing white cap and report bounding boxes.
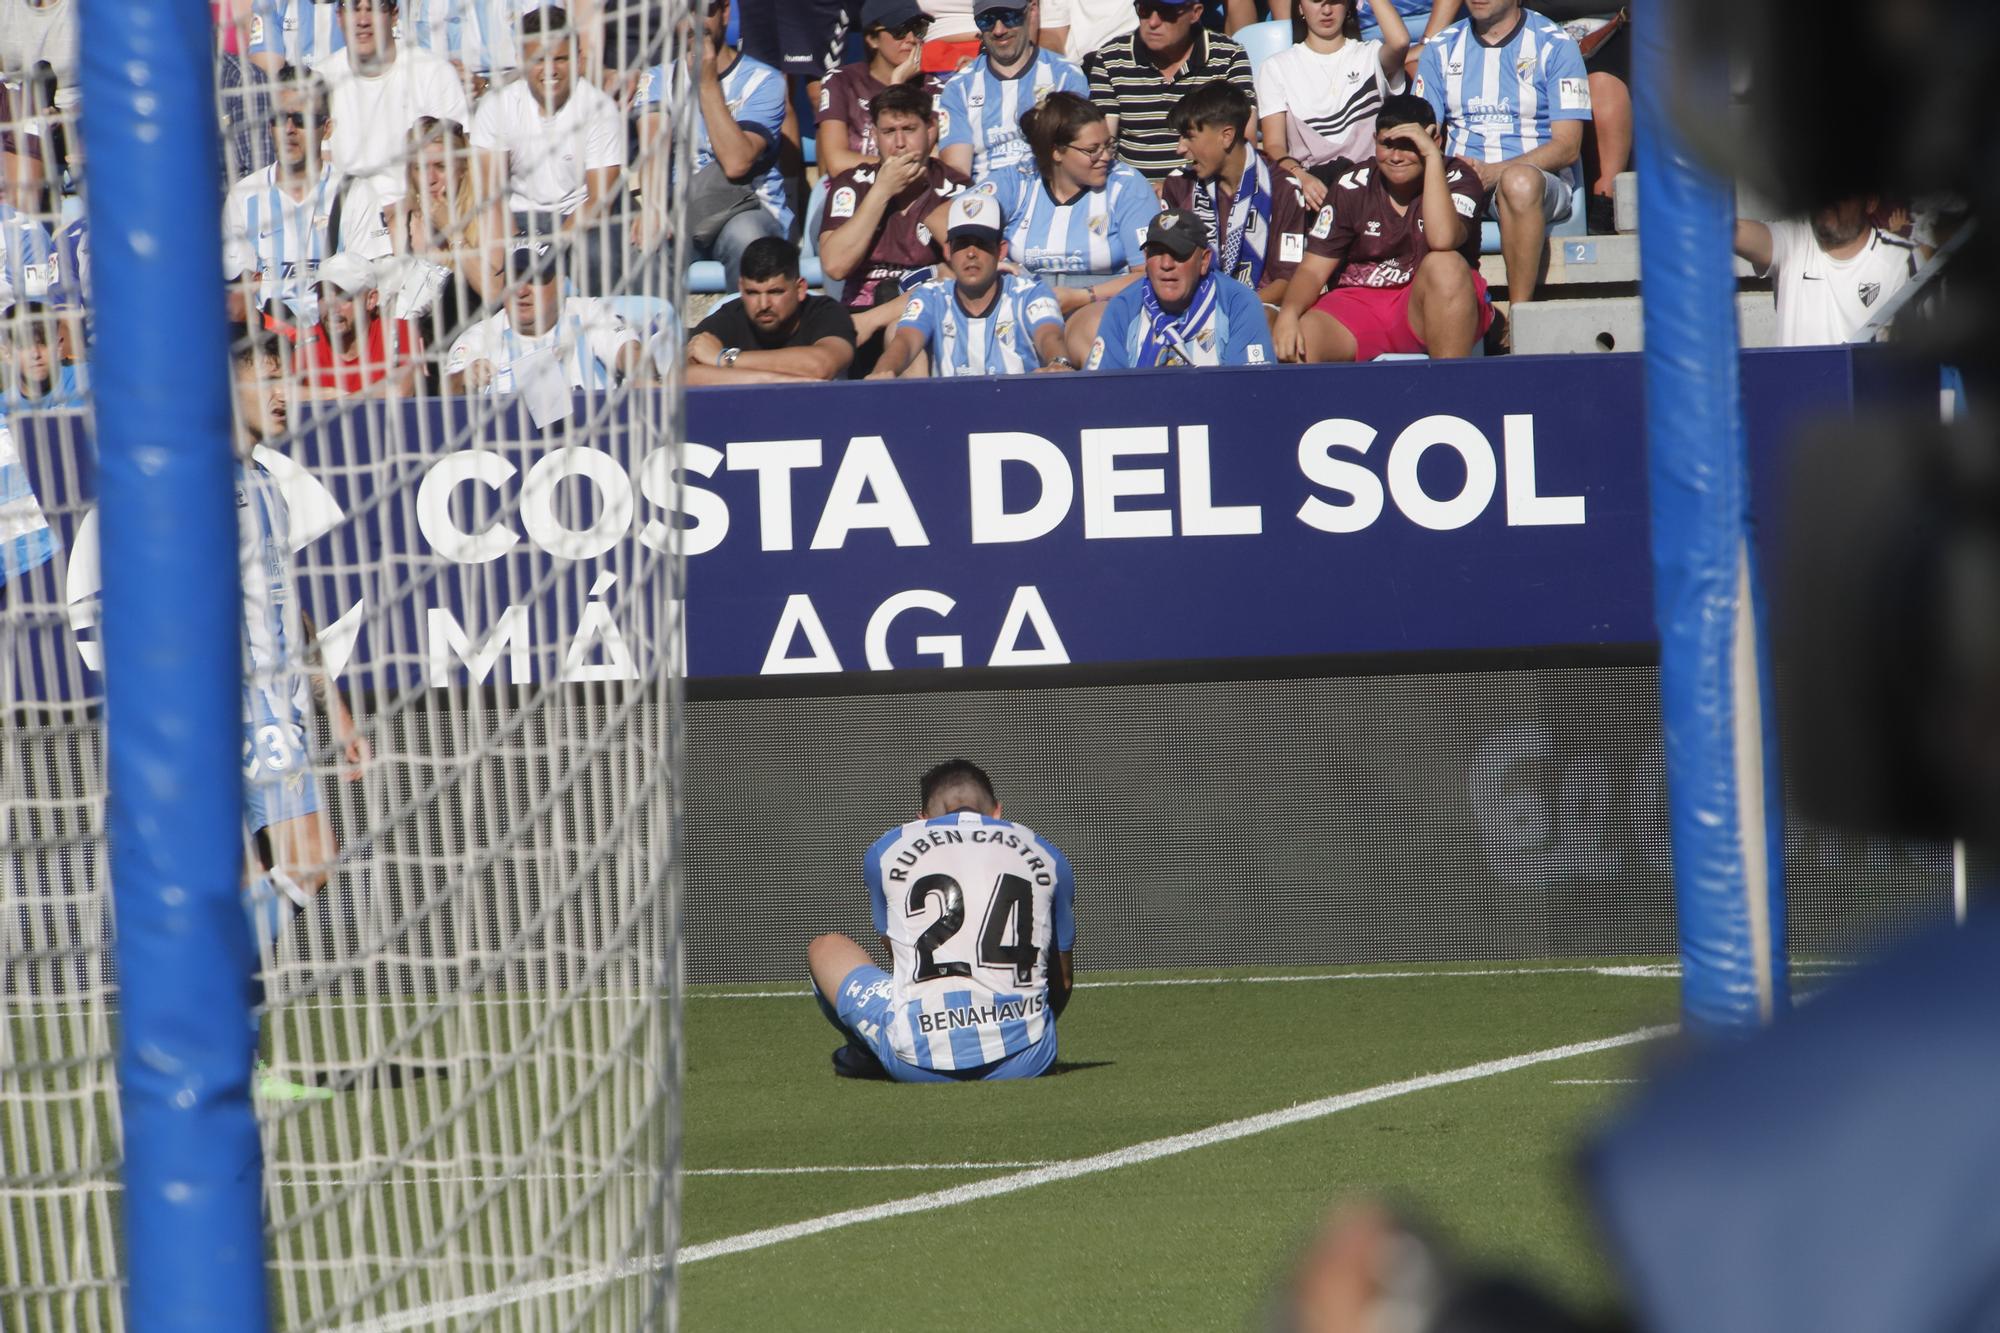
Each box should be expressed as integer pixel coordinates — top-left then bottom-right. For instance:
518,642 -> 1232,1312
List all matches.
870,192 -> 1072,378
298,250 -> 425,397
1088,206 -> 1274,368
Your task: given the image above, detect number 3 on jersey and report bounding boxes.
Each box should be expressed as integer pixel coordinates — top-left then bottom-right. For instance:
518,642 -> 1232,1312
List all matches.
907,872 -> 1038,984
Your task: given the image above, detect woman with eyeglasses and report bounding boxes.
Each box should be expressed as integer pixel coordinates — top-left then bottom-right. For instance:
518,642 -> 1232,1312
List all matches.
1256,0 -> 1412,210
817,0 -> 941,178
982,90 -> 1161,363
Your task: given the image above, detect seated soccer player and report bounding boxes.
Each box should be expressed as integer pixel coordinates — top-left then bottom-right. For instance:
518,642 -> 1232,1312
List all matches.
807,759 -> 1076,1083
685,237 -> 858,385
868,192 -> 1074,377
1163,79 -> 1316,312
817,82 -> 969,356
1086,208 -> 1275,368
444,241 -> 645,394
296,252 -> 424,398
1270,94 -> 1491,363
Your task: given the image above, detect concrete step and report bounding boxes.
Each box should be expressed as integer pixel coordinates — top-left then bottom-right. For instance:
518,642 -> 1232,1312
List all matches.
1509,290 -> 1777,355
1478,234 -> 1762,289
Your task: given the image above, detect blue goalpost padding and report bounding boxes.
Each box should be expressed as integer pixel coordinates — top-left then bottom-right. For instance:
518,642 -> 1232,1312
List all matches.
1634,0 -> 1789,1034
80,0 -> 269,1324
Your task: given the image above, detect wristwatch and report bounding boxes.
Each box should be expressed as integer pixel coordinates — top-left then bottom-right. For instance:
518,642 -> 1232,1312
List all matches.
1047,356 -> 1075,369
718,346 -> 741,367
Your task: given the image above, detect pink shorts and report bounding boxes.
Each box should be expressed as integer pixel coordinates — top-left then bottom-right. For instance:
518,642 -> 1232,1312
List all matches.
1311,270 -> 1495,361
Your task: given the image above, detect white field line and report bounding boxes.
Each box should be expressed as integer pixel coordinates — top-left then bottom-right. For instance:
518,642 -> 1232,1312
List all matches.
1551,1078 -> 1642,1086
345,1022 -> 1674,1332
273,1161 -> 1052,1187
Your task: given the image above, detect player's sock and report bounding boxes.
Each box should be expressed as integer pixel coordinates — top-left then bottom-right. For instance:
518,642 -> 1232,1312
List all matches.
243,869 -> 312,957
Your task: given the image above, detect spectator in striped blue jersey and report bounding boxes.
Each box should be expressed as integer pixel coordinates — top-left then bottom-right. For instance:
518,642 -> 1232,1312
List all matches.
808,759 -> 1075,1082
1082,0 -> 1256,184
471,7 -> 628,294
634,0 -> 791,289
686,237 -> 859,385
1163,80 -> 1314,309
404,0 -> 522,97
224,70 -> 339,329
1414,0 -> 1589,311
817,84 -> 969,356
982,91 -> 1159,362
247,0 -> 346,75
869,191 -> 1072,377
0,304 -> 85,594
444,241 -> 646,394
1087,207 -> 1274,367
936,0 -> 1087,183
1256,0 -> 1410,212
0,200 -> 57,310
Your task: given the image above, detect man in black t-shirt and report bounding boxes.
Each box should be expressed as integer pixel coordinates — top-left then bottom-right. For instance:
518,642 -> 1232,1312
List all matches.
686,237 -> 859,385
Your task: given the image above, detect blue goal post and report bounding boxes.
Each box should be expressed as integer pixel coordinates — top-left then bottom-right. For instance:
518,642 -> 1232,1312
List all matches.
80,0 -> 269,1325
1635,0 -> 1790,1034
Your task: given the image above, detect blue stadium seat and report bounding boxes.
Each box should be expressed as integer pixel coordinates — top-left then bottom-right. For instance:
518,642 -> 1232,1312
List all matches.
1478,179 -> 1587,254
689,260 -> 729,293
1235,20 -> 1292,74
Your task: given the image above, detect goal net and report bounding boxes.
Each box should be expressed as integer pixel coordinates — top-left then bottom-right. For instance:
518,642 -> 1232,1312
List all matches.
3,0 -> 691,1324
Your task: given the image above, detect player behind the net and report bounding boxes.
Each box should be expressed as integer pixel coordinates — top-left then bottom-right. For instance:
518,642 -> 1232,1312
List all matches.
232,327 -> 363,1100
808,760 -> 1075,1082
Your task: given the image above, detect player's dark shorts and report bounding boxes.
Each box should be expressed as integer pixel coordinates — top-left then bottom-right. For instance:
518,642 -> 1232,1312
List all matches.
833,964 -> 1056,1082
738,0 -> 852,80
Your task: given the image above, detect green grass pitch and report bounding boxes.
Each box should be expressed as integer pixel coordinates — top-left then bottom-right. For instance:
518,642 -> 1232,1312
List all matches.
681,960 -> 1689,1331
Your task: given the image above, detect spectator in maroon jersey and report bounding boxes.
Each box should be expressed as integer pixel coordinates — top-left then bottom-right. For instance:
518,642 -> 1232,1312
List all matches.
1162,80 -> 1315,312
816,0 -> 941,178
818,83 -> 968,355
1270,93 -> 1489,363
295,252 -> 425,397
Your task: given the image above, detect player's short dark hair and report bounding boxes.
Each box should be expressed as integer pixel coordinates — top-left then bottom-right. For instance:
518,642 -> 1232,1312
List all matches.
1168,80 -> 1254,138
920,760 -> 998,816
272,63 -> 330,120
738,236 -> 800,284
1376,93 -> 1437,135
868,81 -> 932,127
520,6 -> 570,40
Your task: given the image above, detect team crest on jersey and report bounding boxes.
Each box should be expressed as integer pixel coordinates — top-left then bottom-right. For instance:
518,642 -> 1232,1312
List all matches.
1859,282 -> 1881,307
1088,214 -> 1107,235
1517,55 -> 1535,75
1280,232 -> 1304,263
995,320 -> 1013,342
830,186 -> 857,219
1310,207 -> 1334,239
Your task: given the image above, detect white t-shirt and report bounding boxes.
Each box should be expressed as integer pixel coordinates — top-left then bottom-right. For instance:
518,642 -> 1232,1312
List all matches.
320,44 -> 472,204
445,296 -> 640,391
1058,0 -> 1133,60
1254,38 -> 1403,169
470,77 -> 626,215
920,0 -> 1070,44
1760,220 -> 1918,347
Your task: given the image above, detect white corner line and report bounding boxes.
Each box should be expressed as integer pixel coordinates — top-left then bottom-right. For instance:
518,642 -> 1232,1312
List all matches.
344,1022 -> 1672,1331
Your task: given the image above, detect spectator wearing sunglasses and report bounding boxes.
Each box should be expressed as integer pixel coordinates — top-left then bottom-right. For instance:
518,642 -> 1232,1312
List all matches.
917,0 -> 1070,68
937,0 -> 1086,183
978,90 -> 1159,364
1084,0 -> 1256,183
223,70 -> 340,329
817,0 -> 945,178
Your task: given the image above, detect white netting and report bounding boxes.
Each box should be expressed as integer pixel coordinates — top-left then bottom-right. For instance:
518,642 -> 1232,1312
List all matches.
3,0 -> 691,1325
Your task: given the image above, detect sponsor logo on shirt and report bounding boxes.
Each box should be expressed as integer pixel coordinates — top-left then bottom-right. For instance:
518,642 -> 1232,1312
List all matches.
1310,207 -> 1333,239
1453,193 -> 1477,217
1280,232 -> 1305,263
1364,219 -> 1382,237
1246,344 -> 1266,364
1085,338 -> 1104,369
1557,76 -> 1591,111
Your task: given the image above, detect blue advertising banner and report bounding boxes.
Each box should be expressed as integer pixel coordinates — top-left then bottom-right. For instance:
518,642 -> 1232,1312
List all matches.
4,347 -> 1890,701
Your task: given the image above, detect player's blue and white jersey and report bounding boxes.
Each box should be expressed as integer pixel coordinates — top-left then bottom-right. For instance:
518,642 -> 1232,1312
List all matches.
223,165 -> 339,322
937,49 -> 1088,182
406,0 -> 519,75
247,0 -> 346,71
863,812 -> 1076,1071
0,202 -> 56,307
1415,11 -> 1591,191
239,460 -> 311,792
982,160 -> 1159,276
637,54 -> 794,233
897,272 -> 1063,377
49,217 -> 88,312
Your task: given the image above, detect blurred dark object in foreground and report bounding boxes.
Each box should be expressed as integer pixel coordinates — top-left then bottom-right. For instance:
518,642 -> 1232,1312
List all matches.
1689,0 -> 2000,841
